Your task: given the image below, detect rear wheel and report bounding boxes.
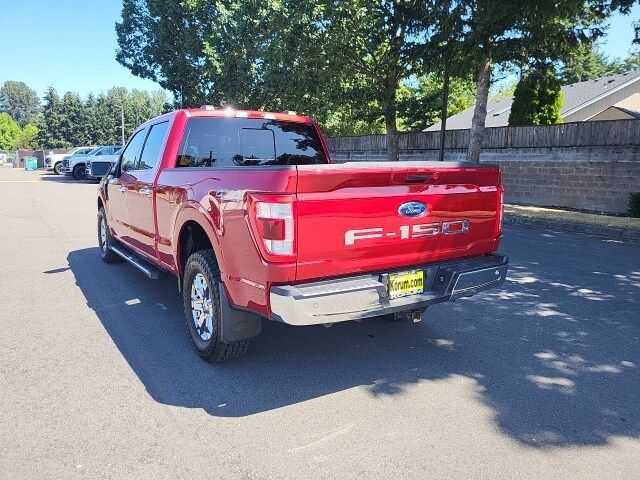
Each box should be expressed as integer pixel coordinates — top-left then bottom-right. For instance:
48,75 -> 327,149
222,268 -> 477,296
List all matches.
183,250 -> 250,363
73,164 -> 87,180
98,207 -> 121,263
53,162 -> 63,175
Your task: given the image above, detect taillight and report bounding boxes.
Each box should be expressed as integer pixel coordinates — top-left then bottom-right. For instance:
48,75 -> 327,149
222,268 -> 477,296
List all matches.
498,186 -> 504,234
256,202 -> 294,255
247,194 -> 295,261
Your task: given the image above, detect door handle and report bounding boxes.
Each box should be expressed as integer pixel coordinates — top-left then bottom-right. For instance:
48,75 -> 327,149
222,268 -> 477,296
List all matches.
139,188 -> 152,197
118,186 -> 127,193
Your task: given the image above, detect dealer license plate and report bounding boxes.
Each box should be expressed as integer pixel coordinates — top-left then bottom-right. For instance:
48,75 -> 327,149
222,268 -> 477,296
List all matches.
388,271 -> 425,300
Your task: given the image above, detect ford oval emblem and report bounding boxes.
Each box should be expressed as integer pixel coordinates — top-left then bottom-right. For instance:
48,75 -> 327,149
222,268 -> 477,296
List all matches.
398,201 -> 428,217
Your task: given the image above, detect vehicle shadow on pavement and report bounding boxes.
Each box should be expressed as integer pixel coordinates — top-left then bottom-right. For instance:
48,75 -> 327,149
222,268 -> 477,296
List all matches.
67,228 -> 640,448
38,173 -> 98,184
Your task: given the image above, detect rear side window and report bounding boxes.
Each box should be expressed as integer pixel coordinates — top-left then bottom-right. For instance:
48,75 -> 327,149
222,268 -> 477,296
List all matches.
138,121 -> 169,170
176,117 -> 327,167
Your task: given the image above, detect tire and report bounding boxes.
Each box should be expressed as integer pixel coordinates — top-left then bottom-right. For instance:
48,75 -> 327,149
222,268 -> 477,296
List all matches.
183,250 -> 250,363
73,164 -> 87,180
53,162 -> 62,175
97,207 -> 122,263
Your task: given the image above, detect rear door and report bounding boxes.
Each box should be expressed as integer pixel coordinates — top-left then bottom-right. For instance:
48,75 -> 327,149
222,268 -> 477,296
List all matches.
294,163 -> 503,281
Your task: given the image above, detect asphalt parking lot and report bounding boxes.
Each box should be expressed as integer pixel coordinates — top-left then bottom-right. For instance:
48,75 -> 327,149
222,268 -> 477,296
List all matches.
1,167 -> 639,479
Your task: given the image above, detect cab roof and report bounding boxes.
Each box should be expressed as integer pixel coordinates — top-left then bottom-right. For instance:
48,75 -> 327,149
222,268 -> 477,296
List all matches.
183,107 -> 312,124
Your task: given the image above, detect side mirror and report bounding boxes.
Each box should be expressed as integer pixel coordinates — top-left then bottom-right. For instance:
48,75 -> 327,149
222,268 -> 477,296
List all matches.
110,155 -> 122,177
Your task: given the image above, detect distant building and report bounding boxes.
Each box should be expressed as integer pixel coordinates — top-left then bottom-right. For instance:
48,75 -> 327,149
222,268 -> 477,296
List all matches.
425,70 -> 640,131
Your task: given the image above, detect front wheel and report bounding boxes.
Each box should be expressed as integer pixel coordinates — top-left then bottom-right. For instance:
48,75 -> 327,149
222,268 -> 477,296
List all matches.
73,164 -> 87,180
98,207 -> 121,263
183,250 -> 250,363
53,162 -> 63,175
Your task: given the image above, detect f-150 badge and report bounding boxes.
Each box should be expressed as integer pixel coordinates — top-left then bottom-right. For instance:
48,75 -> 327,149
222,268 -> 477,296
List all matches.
345,220 -> 469,245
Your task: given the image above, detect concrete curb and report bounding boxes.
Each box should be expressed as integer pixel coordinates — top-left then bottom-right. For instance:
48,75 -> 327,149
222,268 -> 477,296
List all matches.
504,214 -> 640,242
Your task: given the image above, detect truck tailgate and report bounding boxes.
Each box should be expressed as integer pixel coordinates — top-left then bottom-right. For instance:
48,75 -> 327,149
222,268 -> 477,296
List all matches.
295,162 -> 502,281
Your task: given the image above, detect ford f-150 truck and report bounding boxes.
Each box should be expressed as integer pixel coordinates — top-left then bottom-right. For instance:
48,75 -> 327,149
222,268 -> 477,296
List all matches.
97,107 -> 508,362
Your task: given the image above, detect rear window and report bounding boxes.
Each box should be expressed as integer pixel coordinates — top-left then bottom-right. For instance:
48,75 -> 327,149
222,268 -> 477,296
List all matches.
176,117 -> 327,167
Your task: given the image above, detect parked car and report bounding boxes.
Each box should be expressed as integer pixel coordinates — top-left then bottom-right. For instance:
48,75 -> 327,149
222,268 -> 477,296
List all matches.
63,145 -> 122,180
97,107 -> 508,362
45,146 -> 94,175
86,148 -> 122,180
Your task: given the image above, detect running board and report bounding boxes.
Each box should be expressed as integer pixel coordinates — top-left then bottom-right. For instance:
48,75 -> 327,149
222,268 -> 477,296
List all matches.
110,245 -> 162,280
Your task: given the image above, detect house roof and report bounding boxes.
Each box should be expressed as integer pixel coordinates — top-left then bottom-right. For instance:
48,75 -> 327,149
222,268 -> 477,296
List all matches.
425,70 -> 640,131
608,93 -> 640,118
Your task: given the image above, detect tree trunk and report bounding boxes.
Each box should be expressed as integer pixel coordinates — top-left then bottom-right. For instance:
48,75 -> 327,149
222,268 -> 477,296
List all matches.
467,56 -> 492,164
383,86 -> 399,162
438,67 -> 450,162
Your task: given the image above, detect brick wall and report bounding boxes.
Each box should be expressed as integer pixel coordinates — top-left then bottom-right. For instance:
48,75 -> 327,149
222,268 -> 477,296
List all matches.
495,156 -> 639,214
326,144 -> 640,214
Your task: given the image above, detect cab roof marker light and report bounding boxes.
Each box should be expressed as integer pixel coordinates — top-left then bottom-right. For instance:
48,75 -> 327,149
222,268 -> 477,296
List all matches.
264,113 -> 276,120
235,111 -> 249,118
200,105 -> 216,110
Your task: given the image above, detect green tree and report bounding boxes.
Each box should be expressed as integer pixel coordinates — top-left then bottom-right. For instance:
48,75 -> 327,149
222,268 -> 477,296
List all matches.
561,44 -> 622,83
461,0 -> 639,163
38,87 -> 69,148
461,0 -> 624,163
620,50 -> 640,72
116,0 -> 208,107
317,1 -> 427,160
0,81 -> 40,128
509,67 -> 564,125
0,113 -> 22,149
14,124 -> 39,149
397,75 -> 476,131
116,1 -> 438,159
59,92 -> 92,146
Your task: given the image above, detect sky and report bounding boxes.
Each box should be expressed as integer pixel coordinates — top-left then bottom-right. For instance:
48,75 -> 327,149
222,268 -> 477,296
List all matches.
0,1 -> 638,102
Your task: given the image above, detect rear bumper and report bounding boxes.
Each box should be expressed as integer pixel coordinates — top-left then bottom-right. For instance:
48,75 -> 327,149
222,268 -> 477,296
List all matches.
270,254 -> 508,326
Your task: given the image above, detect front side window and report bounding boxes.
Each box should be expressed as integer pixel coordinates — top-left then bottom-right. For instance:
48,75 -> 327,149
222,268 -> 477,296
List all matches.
176,117 -> 327,168
138,121 -> 169,170
120,129 -> 147,172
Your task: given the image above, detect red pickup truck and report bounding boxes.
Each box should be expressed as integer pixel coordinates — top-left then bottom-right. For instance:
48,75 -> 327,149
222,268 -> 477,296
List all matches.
97,107 -> 508,362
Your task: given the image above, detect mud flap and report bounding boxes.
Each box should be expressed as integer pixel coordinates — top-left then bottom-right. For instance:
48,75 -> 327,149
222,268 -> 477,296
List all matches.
219,283 -> 262,343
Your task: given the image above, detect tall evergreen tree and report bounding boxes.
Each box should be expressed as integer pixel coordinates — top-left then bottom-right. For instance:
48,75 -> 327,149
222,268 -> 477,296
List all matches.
38,87 -> 69,148
561,44 -> 621,83
59,92 -> 92,146
509,67 -> 564,125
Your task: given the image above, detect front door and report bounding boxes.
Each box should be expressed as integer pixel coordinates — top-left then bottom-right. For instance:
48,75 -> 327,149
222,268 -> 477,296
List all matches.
107,128 -> 147,241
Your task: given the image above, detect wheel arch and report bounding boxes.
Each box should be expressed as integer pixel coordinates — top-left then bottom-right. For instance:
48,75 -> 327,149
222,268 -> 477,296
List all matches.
173,205 -> 222,276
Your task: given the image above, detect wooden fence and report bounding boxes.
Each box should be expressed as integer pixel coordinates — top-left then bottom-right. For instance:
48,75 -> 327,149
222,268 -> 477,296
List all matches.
326,119 -> 640,152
